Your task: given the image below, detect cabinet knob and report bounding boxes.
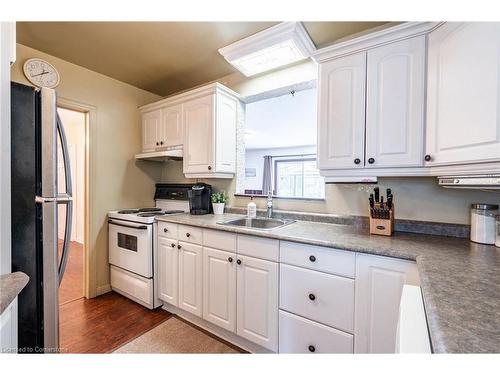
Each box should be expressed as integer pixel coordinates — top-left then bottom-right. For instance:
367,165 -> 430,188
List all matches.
177,244 -> 181,250
354,158 -> 361,165
424,154 -> 432,162
160,141 -> 164,145
308,345 -> 316,353
156,142 -> 159,146
164,228 -> 168,233
309,255 -> 316,262
208,166 -> 212,171
309,293 -> 316,301
186,233 -> 190,238
236,259 -> 242,265
171,243 -> 175,248
368,158 -> 375,164
228,257 -> 233,263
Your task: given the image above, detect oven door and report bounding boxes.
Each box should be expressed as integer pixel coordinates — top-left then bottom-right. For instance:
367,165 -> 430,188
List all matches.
108,219 -> 153,278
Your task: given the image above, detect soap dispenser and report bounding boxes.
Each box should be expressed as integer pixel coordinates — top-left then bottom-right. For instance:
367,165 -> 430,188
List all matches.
247,197 -> 257,218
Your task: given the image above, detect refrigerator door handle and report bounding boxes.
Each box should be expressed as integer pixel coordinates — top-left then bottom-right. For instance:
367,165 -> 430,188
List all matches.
56,111 -> 73,284
58,200 -> 73,284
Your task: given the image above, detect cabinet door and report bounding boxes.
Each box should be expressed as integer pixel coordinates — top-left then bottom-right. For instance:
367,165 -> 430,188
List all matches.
354,253 -> 420,353
426,22 -> 500,165
183,95 -> 215,174
157,237 -> 178,306
161,103 -> 183,147
366,36 -> 426,168
178,241 -> 203,317
215,93 -> 237,173
236,255 -> 278,352
203,247 -> 236,332
318,52 -> 366,170
142,109 -> 161,152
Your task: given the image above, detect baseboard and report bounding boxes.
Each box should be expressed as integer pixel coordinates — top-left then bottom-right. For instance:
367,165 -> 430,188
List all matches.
96,284 -> 111,296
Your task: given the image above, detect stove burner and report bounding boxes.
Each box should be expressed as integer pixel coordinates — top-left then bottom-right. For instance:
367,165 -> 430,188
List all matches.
137,212 -> 165,217
138,207 -> 162,213
118,209 -> 139,214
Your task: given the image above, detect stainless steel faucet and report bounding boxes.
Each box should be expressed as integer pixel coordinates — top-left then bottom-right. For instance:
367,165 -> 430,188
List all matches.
266,190 -> 273,218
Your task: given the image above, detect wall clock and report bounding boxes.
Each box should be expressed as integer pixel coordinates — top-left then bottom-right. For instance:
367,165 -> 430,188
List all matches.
23,58 -> 60,88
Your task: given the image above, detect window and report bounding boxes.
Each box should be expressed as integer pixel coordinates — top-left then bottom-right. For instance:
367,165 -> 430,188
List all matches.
274,157 -> 325,199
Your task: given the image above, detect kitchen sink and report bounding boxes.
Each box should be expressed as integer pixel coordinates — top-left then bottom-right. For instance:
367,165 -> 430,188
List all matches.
218,217 -> 295,230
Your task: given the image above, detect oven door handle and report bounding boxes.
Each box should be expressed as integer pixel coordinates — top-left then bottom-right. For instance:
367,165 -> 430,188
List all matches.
108,219 -> 149,230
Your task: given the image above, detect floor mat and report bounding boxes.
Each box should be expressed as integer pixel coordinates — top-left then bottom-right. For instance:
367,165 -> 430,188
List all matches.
113,317 -> 241,354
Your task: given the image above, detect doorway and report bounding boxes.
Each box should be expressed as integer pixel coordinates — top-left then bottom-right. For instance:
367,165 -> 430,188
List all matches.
57,107 -> 86,305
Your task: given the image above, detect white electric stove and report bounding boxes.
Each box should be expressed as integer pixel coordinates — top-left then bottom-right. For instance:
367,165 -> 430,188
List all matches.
107,184 -> 192,309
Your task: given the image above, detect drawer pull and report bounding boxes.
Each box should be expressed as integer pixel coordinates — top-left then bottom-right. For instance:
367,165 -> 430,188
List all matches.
186,233 -> 191,238
308,345 -> 316,353
163,228 -> 168,233
236,259 -> 242,265
309,293 -> 316,301
228,257 -> 233,263
170,243 -> 175,248
177,244 -> 182,250
309,255 -> 316,262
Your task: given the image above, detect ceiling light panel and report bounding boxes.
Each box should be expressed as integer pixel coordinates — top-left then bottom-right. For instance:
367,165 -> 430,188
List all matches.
219,22 -> 316,77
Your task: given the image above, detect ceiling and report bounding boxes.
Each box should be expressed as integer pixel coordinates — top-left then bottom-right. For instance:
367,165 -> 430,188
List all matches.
16,22 -> 388,96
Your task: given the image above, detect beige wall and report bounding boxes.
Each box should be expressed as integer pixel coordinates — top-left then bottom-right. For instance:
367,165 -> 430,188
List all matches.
11,44 -> 162,294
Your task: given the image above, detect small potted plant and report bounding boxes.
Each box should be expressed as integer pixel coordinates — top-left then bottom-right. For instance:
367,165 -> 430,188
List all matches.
211,191 -> 228,215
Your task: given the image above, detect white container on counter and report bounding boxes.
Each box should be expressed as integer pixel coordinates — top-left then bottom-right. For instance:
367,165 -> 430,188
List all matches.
470,204 -> 499,245
496,215 -> 500,248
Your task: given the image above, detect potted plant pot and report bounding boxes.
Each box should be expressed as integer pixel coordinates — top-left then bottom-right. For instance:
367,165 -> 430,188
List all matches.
213,202 -> 225,215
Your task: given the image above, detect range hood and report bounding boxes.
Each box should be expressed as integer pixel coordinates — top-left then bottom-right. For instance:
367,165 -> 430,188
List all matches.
438,175 -> 500,190
135,148 -> 183,162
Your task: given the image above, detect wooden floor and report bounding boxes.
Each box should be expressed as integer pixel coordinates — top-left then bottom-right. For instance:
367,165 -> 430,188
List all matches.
59,241 -> 84,305
59,292 -> 171,353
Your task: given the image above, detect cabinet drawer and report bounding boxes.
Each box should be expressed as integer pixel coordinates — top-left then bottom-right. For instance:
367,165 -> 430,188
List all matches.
280,264 -> 354,332
158,221 -> 178,239
178,225 -> 202,245
237,234 -> 279,262
203,229 -> 236,253
280,241 -> 355,278
279,310 -> 353,353
110,265 -> 154,309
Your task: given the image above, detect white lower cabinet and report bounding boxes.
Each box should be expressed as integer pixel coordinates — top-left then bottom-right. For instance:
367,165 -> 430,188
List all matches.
158,237 -> 179,306
178,241 -> 203,317
279,310 -> 353,353
203,247 -> 236,332
280,264 -> 354,333
157,225 -> 424,354
0,298 -> 18,353
236,254 -> 279,352
354,253 -> 420,353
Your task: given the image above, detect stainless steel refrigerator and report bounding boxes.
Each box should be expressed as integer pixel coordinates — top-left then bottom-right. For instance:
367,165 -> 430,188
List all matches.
11,82 -> 73,353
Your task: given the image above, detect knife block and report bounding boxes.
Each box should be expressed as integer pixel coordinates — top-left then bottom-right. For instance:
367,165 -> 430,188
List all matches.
369,204 -> 394,236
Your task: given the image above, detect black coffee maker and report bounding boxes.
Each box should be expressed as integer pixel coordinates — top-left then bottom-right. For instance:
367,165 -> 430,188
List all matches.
188,183 -> 212,215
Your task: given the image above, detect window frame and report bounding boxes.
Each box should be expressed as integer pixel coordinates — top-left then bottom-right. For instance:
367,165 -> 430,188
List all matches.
273,156 -> 324,199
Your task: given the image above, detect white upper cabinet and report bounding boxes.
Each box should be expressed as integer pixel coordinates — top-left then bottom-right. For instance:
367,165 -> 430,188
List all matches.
139,83 -> 239,178
183,95 -> 215,175
365,36 -> 426,168
141,109 -> 162,152
426,22 -> 500,166
161,103 -> 183,147
318,52 -> 366,170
